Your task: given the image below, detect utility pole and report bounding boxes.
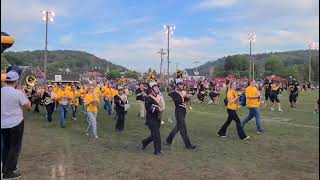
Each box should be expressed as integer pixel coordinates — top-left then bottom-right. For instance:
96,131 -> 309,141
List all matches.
158,48 -> 166,80
163,25 -> 175,83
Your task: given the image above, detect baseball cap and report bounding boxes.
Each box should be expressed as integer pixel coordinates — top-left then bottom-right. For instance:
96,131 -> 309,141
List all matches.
6,65 -> 23,76
5,71 -> 19,81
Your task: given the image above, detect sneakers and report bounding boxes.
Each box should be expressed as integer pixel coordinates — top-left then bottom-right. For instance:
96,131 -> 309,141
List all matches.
278,109 -> 283,112
161,121 -> 165,125
218,133 -> 227,138
72,117 -> 76,121
154,152 -> 161,155
94,136 -> 99,139
242,136 -> 250,141
270,107 -> 275,111
3,171 -> 21,179
256,130 -> 264,134
186,145 -> 196,150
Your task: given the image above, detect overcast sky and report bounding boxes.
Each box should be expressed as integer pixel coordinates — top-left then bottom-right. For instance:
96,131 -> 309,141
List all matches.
1,0 -> 319,73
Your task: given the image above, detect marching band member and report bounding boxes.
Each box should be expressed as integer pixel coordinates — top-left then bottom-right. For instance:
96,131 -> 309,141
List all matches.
141,81 -> 164,155
114,86 -> 128,132
70,86 -> 80,120
269,81 -> 283,112
41,85 -> 56,122
166,78 -> 196,150
84,85 -> 100,138
55,84 -> 73,128
135,82 -> 147,119
218,81 -> 250,140
196,81 -> 206,103
288,81 -> 300,108
241,79 -> 264,134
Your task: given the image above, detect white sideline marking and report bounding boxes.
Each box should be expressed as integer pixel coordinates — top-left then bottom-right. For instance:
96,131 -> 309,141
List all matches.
188,110 -> 319,128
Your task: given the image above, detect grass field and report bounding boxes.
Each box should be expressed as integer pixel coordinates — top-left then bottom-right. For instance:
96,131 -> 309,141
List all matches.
19,90 -> 319,180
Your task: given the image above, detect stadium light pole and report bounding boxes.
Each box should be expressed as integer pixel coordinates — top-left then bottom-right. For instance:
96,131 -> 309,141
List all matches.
307,41 -> 316,82
157,48 -> 166,80
193,61 -> 200,80
164,25 -> 175,80
41,10 -> 55,82
248,33 -> 256,79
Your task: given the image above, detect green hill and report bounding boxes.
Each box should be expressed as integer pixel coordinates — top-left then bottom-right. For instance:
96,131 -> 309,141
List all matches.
2,50 -> 126,72
186,50 -> 319,81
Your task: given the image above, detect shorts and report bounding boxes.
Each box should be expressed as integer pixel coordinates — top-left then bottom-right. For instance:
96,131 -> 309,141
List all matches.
270,92 -> 280,103
289,93 -> 298,103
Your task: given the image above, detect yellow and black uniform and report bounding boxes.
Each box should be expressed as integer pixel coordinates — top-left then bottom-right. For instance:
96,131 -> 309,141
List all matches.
270,83 -> 280,103
55,89 -> 73,105
218,89 -> 248,140
142,94 -> 162,154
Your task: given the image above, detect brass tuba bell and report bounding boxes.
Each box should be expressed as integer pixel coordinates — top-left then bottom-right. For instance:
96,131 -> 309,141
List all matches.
26,75 -> 36,87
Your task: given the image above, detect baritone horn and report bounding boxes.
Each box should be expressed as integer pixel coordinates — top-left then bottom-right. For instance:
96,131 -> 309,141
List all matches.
26,75 -> 36,87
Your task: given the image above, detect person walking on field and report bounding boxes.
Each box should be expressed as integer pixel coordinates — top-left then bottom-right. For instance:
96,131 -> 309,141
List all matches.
1,71 -> 32,179
241,79 -> 265,134
218,81 -> 250,140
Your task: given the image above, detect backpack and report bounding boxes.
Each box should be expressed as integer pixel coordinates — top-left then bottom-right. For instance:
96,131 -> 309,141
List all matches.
240,93 -> 246,106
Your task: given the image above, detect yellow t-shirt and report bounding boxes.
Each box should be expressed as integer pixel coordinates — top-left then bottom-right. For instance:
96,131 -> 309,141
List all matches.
66,85 -> 72,91
83,93 -> 100,112
55,90 -> 73,105
227,89 -> 238,110
245,86 -> 261,108
94,87 -> 102,97
53,86 -> 60,94
112,89 -> 119,97
79,88 -> 86,98
103,87 -> 113,99
70,90 -> 80,106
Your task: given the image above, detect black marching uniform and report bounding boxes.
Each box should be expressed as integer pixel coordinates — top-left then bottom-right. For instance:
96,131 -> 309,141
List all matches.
114,94 -> 127,131
142,94 -> 162,154
264,80 -> 271,101
166,90 -> 195,149
197,83 -> 206,102
41,91 -> 55,122
289,83 -> 299,106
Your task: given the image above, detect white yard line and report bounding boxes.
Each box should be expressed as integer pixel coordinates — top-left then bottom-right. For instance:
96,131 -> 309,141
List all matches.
189,110 -> 319,128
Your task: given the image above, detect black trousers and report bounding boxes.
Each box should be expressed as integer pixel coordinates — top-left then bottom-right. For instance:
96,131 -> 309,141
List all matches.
142,120 -> 161,153
45,103 -> 55,122
166,108 -> 192,148
115,111 -> 125,131
218,109 -> 247,139
1,121 -> 24,174
289,93 -> 298,103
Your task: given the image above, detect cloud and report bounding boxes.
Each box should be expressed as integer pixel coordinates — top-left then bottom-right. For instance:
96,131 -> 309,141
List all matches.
126,17 -> 151,25
195,0 -> 238,10
82,27 -> 120,35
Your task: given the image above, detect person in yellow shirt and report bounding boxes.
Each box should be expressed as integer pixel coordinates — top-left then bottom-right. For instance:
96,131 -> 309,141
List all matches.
84,85 -> 100,138
102,83 -> 114,115
241,79 -> 264,134
70,86 -> 80,120
55,84 -> 73,128
218,81 -> 250,140
66,83 -> 72,91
